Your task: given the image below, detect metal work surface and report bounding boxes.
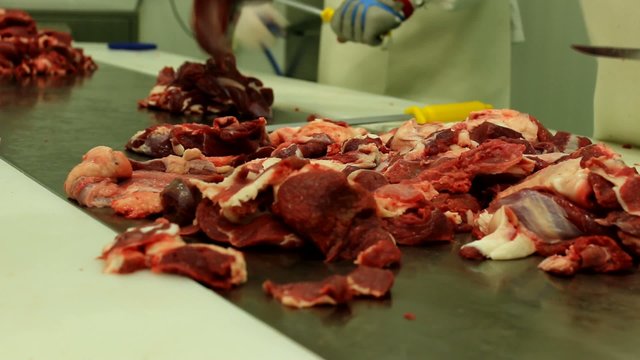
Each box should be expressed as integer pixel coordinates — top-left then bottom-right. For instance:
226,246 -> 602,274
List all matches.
1,65 -> 639,360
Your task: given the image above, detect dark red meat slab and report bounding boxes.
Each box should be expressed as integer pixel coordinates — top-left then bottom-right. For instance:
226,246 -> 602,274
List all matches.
126,117 -> 271,158
150,244 -> 246,290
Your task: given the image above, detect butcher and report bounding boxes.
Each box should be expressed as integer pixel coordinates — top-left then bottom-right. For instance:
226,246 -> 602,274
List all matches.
190,0 -> 516,108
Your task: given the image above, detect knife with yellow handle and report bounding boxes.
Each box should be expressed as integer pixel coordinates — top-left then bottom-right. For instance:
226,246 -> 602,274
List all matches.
266,101 -> 493,131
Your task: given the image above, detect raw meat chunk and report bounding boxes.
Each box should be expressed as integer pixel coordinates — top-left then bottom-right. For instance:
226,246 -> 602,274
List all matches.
346,266 -> 394,298
0,9 -> 96,78
263,266 -> 394,308
263,275 -> 352,308
538,236 -> 633,276
101,221 -> 247,290
150,243 -> 247,290
126,117 -> 271,158
100,220 -> 184,274
138,55 -> 273,119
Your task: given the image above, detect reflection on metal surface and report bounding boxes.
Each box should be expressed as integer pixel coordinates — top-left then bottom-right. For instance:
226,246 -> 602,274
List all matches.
1,64 -> 640,360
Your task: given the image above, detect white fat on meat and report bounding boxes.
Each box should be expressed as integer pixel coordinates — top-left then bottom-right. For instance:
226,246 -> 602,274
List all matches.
348,143 -> 383,169
463,109 -> 540,143
462,207 -> 536,260
374,182 -> 438,218
444,211 -> 463,225
193,244 -> 247,285
279,295 -> 337,308
297,119 -> 367,144
503,157 -> 537,176
128,126 -> 172,155
192,158 -> 280,201
524,152 -> 567,164
387,120 -> 445,153
64,146 -> 133,196
588,157 -> 640,216
162,148 -> 209,174
496,158 -> 591,207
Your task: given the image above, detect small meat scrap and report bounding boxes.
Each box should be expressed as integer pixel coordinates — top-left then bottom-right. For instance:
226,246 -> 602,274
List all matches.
0,9 -> 96,78
538,236 -> 634,276
263,275 -> 352,308
346,266 -> 394,298
263,266 -> 394,308
138,55 -> 273,119
126,117 -> 271,158
150,243 -> 247,290
101,220 -> 247,290
100,220 -> 184,274
403,313 -> 416,321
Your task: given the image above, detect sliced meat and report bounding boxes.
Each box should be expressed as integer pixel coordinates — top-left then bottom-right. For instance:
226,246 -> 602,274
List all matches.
196,198 -> 303,248
100,220 -> 184,274
538,236 -> 634,276
263,275 -> 352,308
150,243 -> 247,290
346,266 -> 394,298
263,266 -> 395,308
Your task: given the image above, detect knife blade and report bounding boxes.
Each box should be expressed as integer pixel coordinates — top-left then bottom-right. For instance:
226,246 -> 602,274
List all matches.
572,44 -> 640,60
265,113 -> 412,132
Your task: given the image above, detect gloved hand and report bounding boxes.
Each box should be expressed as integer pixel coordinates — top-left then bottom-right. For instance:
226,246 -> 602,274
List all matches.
233,3 -> 288,50
330,0 -> 422,46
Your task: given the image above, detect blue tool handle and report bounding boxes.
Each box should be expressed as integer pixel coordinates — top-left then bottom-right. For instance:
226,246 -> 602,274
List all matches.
108,42 -> 157,51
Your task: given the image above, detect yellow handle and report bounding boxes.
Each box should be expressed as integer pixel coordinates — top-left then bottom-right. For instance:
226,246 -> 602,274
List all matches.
405,101 -> 493,124
321,7 -> 335,23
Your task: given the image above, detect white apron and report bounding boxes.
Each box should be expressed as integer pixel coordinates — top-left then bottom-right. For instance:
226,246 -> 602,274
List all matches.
580,0 -> 640,145
317,0 -> 512,108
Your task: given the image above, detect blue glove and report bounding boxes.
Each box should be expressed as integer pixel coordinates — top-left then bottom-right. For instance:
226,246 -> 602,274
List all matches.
330,0 -> 421,45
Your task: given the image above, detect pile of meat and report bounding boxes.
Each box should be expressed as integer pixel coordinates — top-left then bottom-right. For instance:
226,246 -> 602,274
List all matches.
138,55 -> 274,120
65,109 -> 640,308
0,9 -> 97,78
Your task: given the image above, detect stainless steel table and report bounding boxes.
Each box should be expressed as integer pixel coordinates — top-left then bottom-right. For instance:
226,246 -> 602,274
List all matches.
1,65 -> 638,360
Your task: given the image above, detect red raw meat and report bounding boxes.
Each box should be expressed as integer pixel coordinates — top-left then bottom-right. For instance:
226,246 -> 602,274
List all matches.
342,216 -> 401,268
126,117 -> 270,158
404,313 -> 417,321
272,133 -> 333,159
65,146 -> 222,219
263,266 -> 394,308
150,243 -> 247,290
346,266 -> 394,298
382,206 -> 455,245
100,220 -> 184,274
269,119 -> 368,148
100,220 -> 247,289
0,9 -> 96,78
196,198 -> 303,248
538,236 -> 633,276
138,55 -> 273,120
272,167 -> 378,260
347,169 -> 389,191
263,275 -> 352,308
